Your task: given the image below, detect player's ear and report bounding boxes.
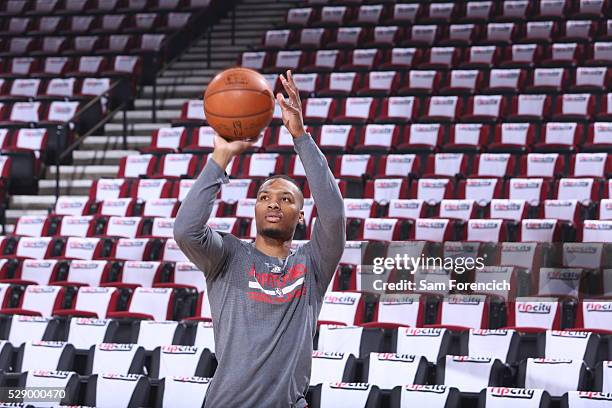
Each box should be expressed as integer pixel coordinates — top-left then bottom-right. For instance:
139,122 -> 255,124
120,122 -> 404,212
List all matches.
298,210 -> 305,224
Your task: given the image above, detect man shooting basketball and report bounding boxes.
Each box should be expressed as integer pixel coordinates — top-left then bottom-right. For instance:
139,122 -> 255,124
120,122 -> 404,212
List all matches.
174,70 -> 346,407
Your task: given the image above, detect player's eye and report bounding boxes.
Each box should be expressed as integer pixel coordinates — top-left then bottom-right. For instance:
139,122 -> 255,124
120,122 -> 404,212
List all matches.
282,197 -> 291,202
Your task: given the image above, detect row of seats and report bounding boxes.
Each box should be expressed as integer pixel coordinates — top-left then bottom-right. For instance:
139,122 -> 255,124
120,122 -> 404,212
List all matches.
0,11 -> 195,36
260,25 -> 612,53
287,1 -> 610,26
114,151 -> 612,180
143,123 -> 612,156
0,33 -> 167,57
258,68 -> 612,96
0,0 -> 212,16
244,46 -> 612,73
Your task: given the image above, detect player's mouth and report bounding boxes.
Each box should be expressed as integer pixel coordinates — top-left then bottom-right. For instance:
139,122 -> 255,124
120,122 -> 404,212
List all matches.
265,212 -> 283,223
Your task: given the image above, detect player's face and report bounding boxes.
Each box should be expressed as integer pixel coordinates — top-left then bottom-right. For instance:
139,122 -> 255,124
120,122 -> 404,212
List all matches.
255,179 -> 304,241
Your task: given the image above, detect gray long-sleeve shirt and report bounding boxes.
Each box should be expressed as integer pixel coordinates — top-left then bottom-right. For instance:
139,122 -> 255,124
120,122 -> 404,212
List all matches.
173,133 -> 346,408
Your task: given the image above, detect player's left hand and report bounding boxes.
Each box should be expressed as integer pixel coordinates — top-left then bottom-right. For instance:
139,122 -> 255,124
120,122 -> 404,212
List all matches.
277,70 -> 306,139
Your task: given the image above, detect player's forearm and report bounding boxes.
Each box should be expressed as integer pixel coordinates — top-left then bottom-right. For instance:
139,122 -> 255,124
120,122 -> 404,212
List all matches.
173,158 -> 226,246
294,133 -> 346,229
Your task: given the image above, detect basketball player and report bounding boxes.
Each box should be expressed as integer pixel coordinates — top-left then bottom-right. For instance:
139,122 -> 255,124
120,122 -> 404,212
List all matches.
174,70 -> 346,407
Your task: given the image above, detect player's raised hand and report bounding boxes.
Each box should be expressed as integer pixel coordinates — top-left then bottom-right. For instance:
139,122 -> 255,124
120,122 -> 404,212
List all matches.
277,70 -> 306,139
211,133 -> 257,169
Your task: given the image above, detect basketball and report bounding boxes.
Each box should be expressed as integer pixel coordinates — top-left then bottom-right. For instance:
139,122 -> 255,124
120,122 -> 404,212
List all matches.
204,67 -> 275,140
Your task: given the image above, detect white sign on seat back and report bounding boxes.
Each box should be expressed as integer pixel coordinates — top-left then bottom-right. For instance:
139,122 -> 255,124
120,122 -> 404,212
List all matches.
173,262 -> 206,292
66,261 -> 107,286
320,383 -> 372,408
468,329 -> 515,362
372,179 -> 404,205
162,376 -> 210,408
161,154 -> 193,178
138,321 -> 179,351
384,154 -> 416,177
517,94 -> 547,116
562,243 -> 603,269
114,238 -> 148,261
136,179 -> 168,201
106,216 -> 141,238
11,78 -> 40,98
441,294 -> 487,329
64,237 -> 100,260
545,330 -> 591,361
328,72 -> 356,92
443,355 -> 496,392
558,178 -> 594,204
320,125 -> 352,149
21,341 -> 67,371
114,56 -> 139,73
509,178 -> 544,206
194,321 -> 215,352
162,239 -> 189,263
484,387 -> 547,407
67,318 -> 111,349
319,292 -> 361,325
340,155 -> 370,177
248,153 -> 278,177
415,218 -> 449,242
94,178 -> 125,200
8,315 -> 52,345
526,153 -> 559,177
59,215 -> 93,237
400,385 -> 454,406
475,266 -> 515,300
47,78 -> 76,97
344,199 -> 373,220
567,391 -> 612,407
521,219 -> 558,242
157,345 -> 204,378
538,267 -> 582,297
525,358 -> 583,396
396,327 -> 446,362
81,77 -> 111,97
151,217 -> 175,238
15,236 -> 52,259
574,153 -> 607,177
310,351 -> 351,385
143,199 -> 177,218
95,374 -> 143,407
15,215 -> 47,237
129,287 -> 172,321
582,221 -> 612,243
25,370 -> 75,406
241,52 -> 266,70
317,325 -> 363,356
467,219 -> 504,242
22,285 -> 62,317
368,353 -> 422,390
581,300 -> 612,331
55,195 -> 89,216
21,259 -> 58,284
477,154 -> 510,177
47,101 -> 79,123
15,128 -> 47,151
468,46 -> 496,64
76,287 -> 116,319
340,241 -> 363,266
417,179 -> 449,204
377,294 -> 422,327
500,242 -> 538,269
363,218 -> 398,241
92,343 -> 140,374
123,154 -> 153,178
514,297 -> 558,329
464,179 -> 498,206
121,261 -> 159,287
439,199 -> 475,221
305,98 -> 333,119
533,68 -> 563,87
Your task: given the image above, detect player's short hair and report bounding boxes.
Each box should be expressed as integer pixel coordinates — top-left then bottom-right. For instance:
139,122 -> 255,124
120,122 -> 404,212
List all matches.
257,175 -> 304,208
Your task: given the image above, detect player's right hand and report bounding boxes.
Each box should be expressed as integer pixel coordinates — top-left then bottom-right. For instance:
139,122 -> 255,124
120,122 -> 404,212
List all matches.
210,133 -> 257,169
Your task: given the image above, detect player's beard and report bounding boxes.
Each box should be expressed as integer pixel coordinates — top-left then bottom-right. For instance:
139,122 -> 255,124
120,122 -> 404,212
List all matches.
261,226 -> 289,241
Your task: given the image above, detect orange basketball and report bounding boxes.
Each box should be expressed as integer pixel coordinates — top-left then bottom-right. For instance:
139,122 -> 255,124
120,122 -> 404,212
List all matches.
204,67 -> 275,140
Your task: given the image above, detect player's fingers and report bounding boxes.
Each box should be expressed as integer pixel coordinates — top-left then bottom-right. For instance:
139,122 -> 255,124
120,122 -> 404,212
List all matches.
276,92 -> 289,108
287,70 -> 299,93
280,74 -> 299,103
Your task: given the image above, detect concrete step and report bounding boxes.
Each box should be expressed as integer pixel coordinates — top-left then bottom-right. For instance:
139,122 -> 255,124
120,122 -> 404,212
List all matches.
109,109 -> 180,123
134,98 -> 186,110
38,179 -> 93,196
140,84 -> 207,98
83,135 -> 151,150
104,122 -> 169,137
9,195 -> 56,210
156,76 -> 214,86
47,165 -> 119,180
171,60 -> 234,70
73,149 -> 138,166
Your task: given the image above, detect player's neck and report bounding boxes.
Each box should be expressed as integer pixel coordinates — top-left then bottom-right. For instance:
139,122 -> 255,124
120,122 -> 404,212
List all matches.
254,235 -> 291,259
